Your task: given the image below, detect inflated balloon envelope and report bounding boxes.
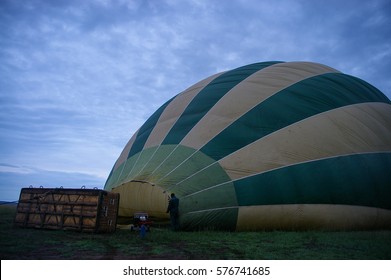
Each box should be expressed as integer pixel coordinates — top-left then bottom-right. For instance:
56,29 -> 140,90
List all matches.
105,61 -> 391,231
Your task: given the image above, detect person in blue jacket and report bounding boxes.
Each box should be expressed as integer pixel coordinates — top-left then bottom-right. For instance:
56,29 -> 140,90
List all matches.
166,193 -> 179,231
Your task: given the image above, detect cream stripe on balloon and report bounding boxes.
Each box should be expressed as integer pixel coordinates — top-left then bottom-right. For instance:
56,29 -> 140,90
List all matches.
219,102 -> 391,179
131,73 -> 225,180
180,102 -> 391,198
181,61 -> 338,149
144,72 -> 224,149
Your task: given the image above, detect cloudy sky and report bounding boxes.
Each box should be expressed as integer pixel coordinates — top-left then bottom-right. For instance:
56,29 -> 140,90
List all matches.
0,0 -> 390,201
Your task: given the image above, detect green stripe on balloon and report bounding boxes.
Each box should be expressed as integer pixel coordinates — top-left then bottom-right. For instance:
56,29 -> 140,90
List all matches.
201,73 -> 390,160
162,61 -> 282,145
234,152 -> 391,209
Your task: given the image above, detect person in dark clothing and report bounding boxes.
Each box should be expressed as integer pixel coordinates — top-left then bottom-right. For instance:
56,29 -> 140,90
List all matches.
166,193 -> 179,231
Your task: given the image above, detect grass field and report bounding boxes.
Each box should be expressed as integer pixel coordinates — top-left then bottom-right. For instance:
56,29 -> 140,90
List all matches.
1,204 -> 390,260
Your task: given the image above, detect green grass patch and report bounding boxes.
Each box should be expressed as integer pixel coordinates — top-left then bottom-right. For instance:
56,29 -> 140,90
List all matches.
1,205 -> 390,259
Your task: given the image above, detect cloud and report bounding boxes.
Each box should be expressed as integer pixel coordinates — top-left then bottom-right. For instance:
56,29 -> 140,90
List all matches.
0,163 -> 105,201
0,0 -> 390,201
0,163 -> 34,174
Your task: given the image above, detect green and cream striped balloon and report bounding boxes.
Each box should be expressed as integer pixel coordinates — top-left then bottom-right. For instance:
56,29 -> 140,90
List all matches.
104,61 -> 391,230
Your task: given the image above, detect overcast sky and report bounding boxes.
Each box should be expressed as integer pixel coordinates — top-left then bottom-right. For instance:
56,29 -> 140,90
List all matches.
1,0 -> 390,201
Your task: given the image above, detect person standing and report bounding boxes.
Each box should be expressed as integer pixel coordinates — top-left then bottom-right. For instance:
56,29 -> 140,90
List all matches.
166,193 -> 179,231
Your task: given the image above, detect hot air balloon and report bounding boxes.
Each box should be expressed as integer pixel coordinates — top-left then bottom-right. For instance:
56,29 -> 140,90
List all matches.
104,61 -> 391,230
